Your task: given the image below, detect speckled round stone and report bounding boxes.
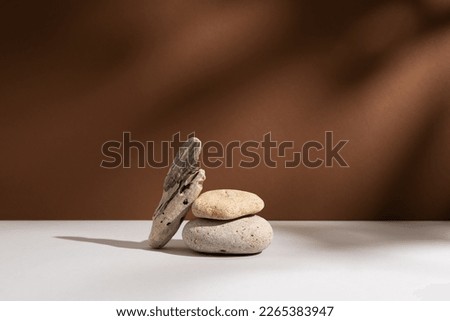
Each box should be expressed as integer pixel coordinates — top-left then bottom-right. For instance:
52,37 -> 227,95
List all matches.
182,215 -> 273,254
192,189 -> 264,220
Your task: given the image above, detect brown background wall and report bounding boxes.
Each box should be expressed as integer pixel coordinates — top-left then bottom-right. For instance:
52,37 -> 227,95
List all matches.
1,1 -> 449,220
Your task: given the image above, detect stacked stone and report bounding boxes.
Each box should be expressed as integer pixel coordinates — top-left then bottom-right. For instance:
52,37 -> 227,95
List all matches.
182,189 -> 273,254
148,137 -> 273,255
148,137 -> 205,249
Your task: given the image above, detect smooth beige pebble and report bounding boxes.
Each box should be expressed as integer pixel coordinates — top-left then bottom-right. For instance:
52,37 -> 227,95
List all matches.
192,189 -> 264,220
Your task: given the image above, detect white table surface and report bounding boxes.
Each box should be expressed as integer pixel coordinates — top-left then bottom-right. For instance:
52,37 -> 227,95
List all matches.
0,221 -> 449,301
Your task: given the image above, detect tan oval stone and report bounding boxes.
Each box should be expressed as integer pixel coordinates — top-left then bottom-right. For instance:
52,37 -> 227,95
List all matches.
182,215 -> 273,254
192,189 -> 264,220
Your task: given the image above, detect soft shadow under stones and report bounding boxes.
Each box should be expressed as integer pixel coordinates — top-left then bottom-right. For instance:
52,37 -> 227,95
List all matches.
54,236 -> 262,258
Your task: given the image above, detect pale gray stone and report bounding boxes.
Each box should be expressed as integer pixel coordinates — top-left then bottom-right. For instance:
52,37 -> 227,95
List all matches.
149,137 -> 205,249
182,215 -> 273,254
192,189 -> 264,220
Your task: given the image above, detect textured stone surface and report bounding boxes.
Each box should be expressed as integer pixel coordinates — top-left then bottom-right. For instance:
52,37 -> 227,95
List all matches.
149,137 -> 205,249
192,189 -> 264,220
182,215 -> 273,254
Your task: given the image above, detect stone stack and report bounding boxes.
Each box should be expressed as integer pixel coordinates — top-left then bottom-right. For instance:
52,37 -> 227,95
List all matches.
149,137 -> 273,255
182,189 -> 273,254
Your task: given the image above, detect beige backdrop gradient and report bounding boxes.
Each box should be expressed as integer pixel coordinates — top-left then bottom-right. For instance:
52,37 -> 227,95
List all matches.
1,1 -> 449,220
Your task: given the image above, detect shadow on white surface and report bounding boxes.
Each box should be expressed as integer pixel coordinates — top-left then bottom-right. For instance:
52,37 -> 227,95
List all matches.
276,221 -> 450,250
54,236 -> 202,257
0,221 -> 448,300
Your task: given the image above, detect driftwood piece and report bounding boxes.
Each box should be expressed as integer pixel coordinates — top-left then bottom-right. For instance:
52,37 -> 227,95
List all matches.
148,137 -> 205,248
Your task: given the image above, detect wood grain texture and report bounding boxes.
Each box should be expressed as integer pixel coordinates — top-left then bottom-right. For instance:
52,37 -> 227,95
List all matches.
149,138 -> 205,248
